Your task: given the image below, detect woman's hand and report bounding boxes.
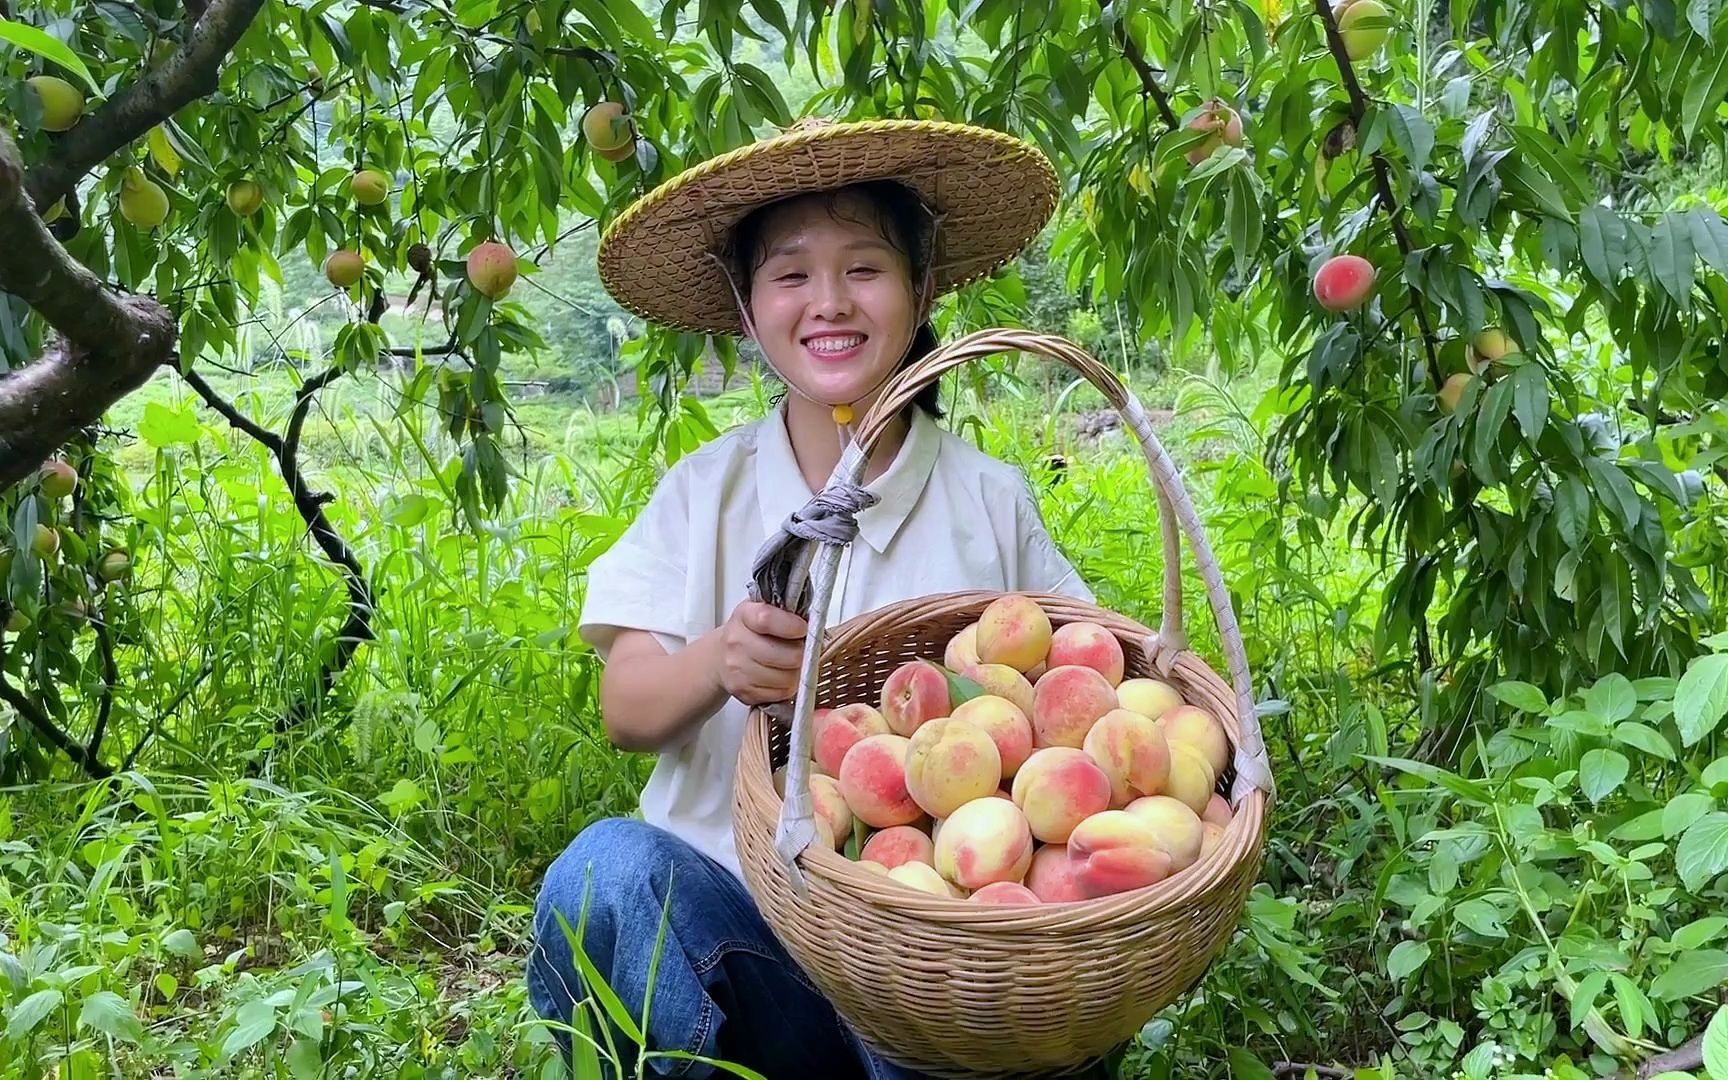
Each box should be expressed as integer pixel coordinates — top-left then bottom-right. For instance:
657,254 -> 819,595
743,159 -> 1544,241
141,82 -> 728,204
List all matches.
715,600 -> 810,706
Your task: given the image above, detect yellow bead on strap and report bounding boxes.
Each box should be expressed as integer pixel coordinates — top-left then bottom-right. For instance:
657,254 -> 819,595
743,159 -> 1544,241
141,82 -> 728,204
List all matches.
831,404 -> 854,424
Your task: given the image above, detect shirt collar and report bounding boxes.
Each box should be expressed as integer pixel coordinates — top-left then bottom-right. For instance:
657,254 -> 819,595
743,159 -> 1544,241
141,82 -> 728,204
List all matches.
755,400 -> 942,555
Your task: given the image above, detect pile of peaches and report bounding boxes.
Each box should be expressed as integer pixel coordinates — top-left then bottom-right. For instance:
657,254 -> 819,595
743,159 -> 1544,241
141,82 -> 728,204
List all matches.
775,594 -> 1235,903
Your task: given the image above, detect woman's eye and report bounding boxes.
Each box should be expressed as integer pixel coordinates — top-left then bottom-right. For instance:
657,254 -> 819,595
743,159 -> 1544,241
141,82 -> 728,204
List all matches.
849,266 -> 881,276
775,272 -> 806,283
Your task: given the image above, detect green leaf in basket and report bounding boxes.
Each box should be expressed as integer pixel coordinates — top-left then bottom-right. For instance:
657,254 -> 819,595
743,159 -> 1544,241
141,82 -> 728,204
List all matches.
845,818 -> 866,860
937,664 -> 988,706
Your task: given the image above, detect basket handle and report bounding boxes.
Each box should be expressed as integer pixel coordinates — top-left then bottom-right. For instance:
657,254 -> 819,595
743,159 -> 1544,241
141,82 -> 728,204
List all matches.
764,329 -> 1274,894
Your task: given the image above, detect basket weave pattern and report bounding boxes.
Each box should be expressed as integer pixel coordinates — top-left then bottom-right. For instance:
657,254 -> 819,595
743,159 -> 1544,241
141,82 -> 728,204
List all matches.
731,330 -> 1274,1077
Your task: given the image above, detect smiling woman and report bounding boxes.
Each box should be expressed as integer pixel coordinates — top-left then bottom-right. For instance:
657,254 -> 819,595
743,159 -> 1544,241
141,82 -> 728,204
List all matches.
527,118 -> 1107,1080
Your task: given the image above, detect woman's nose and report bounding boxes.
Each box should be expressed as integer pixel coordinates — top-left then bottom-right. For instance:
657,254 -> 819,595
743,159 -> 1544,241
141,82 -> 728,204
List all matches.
806,272 -> 853,318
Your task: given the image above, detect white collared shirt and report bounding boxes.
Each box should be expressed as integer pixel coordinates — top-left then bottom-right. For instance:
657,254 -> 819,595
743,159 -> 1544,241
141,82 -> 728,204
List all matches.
578,401 -> 1094,878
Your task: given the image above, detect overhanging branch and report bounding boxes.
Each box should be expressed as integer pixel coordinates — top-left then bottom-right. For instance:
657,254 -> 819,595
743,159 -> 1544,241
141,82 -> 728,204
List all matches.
1100,0 -> 1179,129
24,0 -> 268,211
0,130 -> 176,488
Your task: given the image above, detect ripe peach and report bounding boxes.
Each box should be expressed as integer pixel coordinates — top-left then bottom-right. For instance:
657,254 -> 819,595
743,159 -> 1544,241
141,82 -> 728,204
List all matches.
945,623 -> 982,673
879,660 -> 951,737
1185,99 -> 1245,165
582,101 -> 632,151
1203,793 -> 1234,828
465,240 -> 519,300
1068,811 -> 1175,898
1026,661 -> 1047,681
860,825 -> 934,870
812,703 -> 890,777
810,774 -> 853,850
975,594 -> 1052,672
1438,372 -> 1476,415
1159,705 -> 1230,777
934,796 -> 1034,890
1200,822 -> 1226,859
1163,742 -> 1218,816
837,734 -> 923,828
1031,665 -> 1119,748
887,860 -> 965,898
1047,622 -> 1125,686
857,859 -> 891,876
950,695 -> 1034,778
1023,845 -> 1086,903
1124,795 -> 1205,871
971,881 -> 1040,904
1312,253 -> 1376,312
969,664 -> 1035,716
1117,677 -> 1183,721
905,717 -> 1002,819
1010,747 -> 1113,843
1083,708 -> 1172,807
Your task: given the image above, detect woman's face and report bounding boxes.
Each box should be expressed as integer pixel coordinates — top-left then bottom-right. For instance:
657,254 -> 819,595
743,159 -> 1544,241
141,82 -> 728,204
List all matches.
744,190 -> 919,408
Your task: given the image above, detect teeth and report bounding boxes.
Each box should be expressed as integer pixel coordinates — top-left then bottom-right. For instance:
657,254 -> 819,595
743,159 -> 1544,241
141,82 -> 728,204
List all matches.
808,335 -> 863,354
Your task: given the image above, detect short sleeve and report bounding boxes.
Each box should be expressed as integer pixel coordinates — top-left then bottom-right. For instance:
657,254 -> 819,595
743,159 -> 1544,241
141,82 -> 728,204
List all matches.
578,462 -> 692,661
1013,480 -> 1095,603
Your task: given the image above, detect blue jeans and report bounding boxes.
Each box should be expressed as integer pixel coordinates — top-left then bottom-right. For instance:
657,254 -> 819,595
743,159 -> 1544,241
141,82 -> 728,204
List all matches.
527,817 -> 928,1079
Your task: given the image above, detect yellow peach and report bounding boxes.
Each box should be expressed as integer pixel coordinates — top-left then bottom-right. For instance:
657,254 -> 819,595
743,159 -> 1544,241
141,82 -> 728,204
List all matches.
860,825 -> 935,869
880,660 -> 951,737
905,717 -> 1002,819
887,860 -> 966,898
971,881 -> 1041,904
945,622 -> 982,673
1159,704 -> 1230,777
969,663 -> 1035,717
1068,810 -> 1174,898
837,734 -> 923,828
1024,844 -> 1086,902
1123,794 -> 1204,871
1163,742 -> 1218,816
1031,665 -> 1118,748
1048,621 -> 1125,686
1117,678 -> 1184,721
975,594 -> 1052,672
1082,708 -> 1172,807
812,703 -> 890,777
1010,747 -> 1112,843
950,695 -> 1034,778
933,796 -> 1034,890
810,773 -> 854,850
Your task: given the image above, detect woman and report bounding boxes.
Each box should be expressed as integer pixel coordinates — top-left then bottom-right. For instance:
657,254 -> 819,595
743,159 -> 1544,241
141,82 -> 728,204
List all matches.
528,118 -> 1106,1079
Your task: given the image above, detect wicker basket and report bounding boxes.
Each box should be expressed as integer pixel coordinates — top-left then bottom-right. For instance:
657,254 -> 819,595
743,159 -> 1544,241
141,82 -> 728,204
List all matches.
731,329 -> 1275,1078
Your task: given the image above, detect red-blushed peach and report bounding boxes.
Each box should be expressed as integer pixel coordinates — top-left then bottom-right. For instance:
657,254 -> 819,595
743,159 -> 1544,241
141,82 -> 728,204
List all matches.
951,695 -> 1034,778
887,860 -> 966,898
837,734 -> 923,828
1117,677 -> 1184,720
905,717 -> 1002,818
1031,665 -> 1119,748
1203,793 -> 1233,828
971,881 -> 1041,904
969,663 -> 1035,716
933,796 -> 1034,890
1023,844 -> 1087,902
1200,822 -> 1225,859
810,774 -> 854,850
945,622 -> 982,674
812,703 -> 890,777
1123,794 -> 1204,871
1159,704 -> 1231,777
975,594 -> 1052,672
859,825 -> 935,870
1163,742 -> 1218,816
1082,708 -> 1172,806
1048,622 -> 1125,686
1068,810 -> 1175,898
1010,746 -> 1113,843
879,660 -> 951,737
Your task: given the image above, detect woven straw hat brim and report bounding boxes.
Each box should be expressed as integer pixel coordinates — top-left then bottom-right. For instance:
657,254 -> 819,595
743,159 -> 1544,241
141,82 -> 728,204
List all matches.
597,119 -> 1061,336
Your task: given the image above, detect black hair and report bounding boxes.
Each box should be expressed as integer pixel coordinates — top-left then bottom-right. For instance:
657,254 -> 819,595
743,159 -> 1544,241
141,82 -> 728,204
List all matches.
728,179 -> 944,419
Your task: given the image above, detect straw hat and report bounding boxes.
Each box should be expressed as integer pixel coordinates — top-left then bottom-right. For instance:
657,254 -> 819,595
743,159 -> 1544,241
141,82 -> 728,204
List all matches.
596,117 -> 1061,336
